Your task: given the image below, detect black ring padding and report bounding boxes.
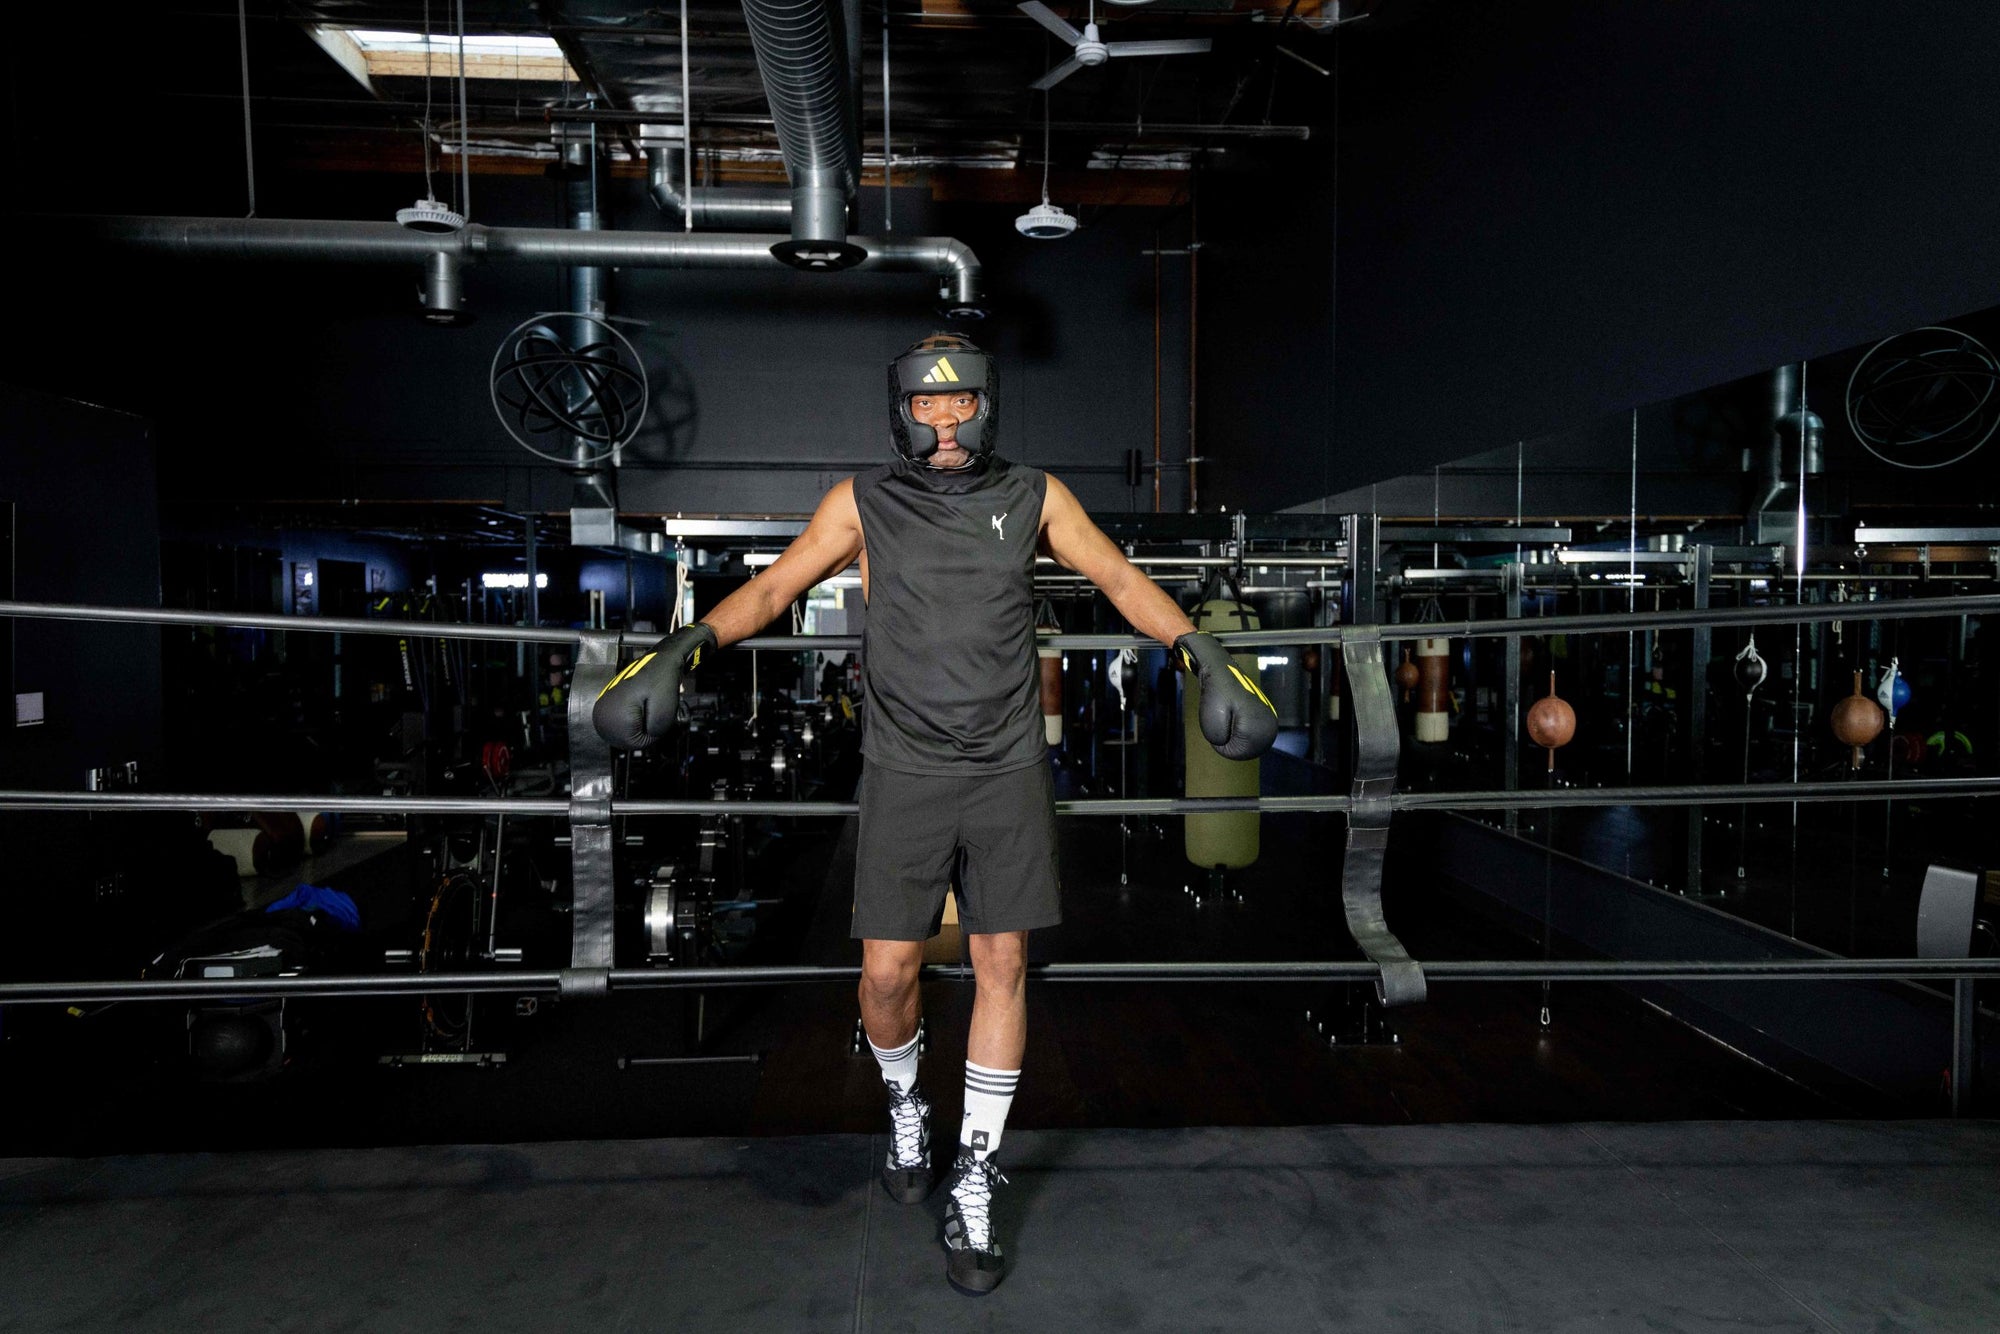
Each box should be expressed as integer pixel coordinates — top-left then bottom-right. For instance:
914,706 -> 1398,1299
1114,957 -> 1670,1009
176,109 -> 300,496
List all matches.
558,967 -> 612,1000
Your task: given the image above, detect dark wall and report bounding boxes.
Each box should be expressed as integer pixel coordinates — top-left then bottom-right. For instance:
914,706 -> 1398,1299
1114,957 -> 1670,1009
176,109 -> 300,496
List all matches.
1197,146 -> 1339,515
20,168 -> 1192,520
0,384 -> 163,789
1234,0 -> 2000,513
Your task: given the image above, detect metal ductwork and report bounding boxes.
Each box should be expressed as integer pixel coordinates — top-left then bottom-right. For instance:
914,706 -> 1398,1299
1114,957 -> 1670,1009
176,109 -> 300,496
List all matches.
560,135 -> 619,547
1752,362 -> 1826,547
54,215 -> 986,316
646,142 -> 795,232
738,0 -> 866,271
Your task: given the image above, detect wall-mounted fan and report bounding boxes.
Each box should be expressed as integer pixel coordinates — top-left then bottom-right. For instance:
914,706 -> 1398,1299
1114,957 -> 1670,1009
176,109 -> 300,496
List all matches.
1018,0 -> 1211,91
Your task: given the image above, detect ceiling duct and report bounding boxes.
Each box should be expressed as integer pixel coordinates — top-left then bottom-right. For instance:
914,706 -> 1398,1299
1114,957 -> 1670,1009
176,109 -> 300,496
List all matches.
646,139 -> 794,232
739,0 -> 866,271
1752,362 -> 1825,547
53,215 -> 986,316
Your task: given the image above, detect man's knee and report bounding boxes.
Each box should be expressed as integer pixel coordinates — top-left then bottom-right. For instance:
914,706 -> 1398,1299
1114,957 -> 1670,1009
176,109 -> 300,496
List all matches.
968,931 -> 1028,993
860,941 -> 922,1002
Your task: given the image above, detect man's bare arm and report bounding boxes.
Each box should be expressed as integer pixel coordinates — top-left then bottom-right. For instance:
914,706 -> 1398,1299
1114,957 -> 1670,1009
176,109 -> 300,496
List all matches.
700,480 -> 863,646
1037,475 -> 1194,646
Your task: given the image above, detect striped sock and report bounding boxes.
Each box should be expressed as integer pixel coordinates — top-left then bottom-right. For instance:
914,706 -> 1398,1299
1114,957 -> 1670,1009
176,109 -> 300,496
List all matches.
868,1032 -> 921,1094
960,1061 -> 1020,1160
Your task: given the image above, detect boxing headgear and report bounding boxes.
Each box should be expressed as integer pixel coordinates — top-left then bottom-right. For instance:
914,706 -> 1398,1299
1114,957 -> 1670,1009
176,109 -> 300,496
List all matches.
888,333 -> 998,466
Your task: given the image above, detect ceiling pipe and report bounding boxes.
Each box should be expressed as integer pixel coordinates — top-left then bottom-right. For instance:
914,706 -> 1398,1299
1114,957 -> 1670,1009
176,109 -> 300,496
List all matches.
51,214 -> 985,315
645,143 -> 795,231
738,0 -> 866,270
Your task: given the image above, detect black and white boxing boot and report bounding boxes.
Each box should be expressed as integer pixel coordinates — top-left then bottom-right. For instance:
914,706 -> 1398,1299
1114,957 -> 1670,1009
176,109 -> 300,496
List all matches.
881,1080 -> 933,1204
941,1148 -> 1009,1296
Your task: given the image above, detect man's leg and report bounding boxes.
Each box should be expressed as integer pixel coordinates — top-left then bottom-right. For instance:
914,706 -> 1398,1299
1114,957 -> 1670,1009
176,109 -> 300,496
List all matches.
962,930 -> 1027,1156
941,928 -> 1027,1296
860,937 -> 924,1090
861,937 -> 933,1204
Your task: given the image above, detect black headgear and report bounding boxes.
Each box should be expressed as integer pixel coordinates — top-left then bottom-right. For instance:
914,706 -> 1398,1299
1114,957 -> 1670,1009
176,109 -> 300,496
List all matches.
888,333 -> 998,466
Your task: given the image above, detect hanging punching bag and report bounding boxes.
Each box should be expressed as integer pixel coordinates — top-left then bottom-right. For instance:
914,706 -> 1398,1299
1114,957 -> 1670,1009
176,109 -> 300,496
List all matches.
1183,595 -> 1262,871
1036,627 -> 1063,746
1413,637 -> 1451,743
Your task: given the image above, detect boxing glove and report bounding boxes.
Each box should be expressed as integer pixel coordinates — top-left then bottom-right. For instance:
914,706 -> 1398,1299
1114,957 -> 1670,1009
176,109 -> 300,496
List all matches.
1174,630 -> 1278,760
592,622 -> 719,750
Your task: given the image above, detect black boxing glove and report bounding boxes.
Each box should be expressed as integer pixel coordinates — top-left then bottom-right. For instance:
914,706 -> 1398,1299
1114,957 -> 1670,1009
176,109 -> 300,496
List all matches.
592,622 -> 719,750
1174,630 -> 1278,761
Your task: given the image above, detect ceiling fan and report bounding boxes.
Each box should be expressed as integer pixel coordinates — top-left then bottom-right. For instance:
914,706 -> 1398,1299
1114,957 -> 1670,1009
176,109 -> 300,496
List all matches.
1017,0 -> 1212,91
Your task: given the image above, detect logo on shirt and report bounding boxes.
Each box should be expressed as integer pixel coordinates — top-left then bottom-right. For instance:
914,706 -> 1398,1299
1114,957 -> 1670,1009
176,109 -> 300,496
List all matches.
921,356 -> 961,384
991,512 -> 1007,541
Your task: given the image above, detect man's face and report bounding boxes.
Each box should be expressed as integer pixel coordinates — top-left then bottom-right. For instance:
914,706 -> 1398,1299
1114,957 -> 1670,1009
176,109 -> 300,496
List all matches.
908,391 -> 981,467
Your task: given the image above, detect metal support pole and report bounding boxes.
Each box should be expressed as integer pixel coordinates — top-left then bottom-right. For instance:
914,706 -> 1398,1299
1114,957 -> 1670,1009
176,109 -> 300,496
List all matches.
1309,581 -> 1335,770
525,518 -> 540,628
1503,561 -> 1522,835
1687,544 -> 1712,896
1952,977 -> 1977,1116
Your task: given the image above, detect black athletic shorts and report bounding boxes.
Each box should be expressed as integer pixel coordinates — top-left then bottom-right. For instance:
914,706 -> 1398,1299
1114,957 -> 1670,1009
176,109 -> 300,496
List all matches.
851,759 -> 1063,940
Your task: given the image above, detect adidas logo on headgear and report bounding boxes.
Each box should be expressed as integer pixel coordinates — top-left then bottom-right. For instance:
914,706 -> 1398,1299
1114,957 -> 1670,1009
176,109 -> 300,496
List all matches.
920,357 -> 961,384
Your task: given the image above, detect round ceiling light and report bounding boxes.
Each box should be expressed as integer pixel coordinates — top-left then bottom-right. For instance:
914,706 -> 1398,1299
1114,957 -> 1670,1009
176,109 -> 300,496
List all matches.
396,198 -> 466,233
1015,201 -> 1078,240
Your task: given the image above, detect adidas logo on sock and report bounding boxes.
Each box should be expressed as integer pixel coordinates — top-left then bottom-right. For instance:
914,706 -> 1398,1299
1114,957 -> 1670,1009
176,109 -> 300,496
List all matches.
970,1131 -> 990,1150
920,357 -> 961,384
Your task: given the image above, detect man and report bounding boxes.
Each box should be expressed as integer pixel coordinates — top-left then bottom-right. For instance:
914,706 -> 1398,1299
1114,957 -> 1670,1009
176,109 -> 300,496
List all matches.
593,333 -> 1276,1296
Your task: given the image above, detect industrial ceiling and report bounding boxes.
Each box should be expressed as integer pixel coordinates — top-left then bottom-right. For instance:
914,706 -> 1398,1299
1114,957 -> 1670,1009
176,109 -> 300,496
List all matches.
147,0 -> 1359,206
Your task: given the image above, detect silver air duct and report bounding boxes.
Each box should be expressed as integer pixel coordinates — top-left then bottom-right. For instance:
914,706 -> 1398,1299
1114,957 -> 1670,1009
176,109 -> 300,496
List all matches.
418,251 -> 466,325
645,143 -> 795,231
739,0 -> 866,270
1752,362 -> 1824,546
561,135 -> 619,547
56,215 -> 986,315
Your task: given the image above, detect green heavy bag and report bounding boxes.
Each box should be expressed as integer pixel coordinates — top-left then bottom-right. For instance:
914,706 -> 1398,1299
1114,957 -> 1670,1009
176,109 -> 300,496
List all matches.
1183,598 -> 1263,870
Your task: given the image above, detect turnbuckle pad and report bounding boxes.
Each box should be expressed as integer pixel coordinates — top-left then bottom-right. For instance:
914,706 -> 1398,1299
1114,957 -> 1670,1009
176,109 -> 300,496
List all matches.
1340,629 -> 1428,1008
557,967 -> 611,1000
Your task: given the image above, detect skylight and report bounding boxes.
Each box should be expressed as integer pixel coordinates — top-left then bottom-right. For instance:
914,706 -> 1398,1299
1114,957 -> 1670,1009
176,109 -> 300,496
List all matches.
313,27 -> 578,84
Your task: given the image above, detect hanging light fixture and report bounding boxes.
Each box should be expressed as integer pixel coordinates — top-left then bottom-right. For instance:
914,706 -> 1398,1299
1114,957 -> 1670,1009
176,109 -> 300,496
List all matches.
1016,90 -> 1076,239
395,1 -> 466,233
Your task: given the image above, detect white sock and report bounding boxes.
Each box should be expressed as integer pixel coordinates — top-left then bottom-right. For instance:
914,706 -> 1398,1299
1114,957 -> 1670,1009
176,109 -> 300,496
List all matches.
960,1061 -> 1019,1160
869,1032 -> 920,1094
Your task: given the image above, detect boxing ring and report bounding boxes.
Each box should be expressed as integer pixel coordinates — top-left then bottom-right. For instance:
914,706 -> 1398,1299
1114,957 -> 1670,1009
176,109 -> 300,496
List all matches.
3,513 -> 1998,1330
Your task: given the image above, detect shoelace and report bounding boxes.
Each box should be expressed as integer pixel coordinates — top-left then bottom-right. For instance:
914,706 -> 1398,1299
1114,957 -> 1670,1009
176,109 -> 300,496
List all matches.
887,1088 -> 929,1169
951,1157 -> 1009,1251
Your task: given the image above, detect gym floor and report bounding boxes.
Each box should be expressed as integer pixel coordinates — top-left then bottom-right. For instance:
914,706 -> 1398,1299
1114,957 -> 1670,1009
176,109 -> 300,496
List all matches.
4,1120 -> 1994,1331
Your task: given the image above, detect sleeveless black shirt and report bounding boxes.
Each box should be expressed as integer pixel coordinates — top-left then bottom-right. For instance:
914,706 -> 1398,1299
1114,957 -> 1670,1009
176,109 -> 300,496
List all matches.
853,454 -> 1049,774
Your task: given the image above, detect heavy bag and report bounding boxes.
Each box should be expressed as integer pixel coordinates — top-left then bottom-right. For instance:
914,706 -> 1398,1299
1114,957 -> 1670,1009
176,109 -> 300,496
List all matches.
1183,598 -> 1262,870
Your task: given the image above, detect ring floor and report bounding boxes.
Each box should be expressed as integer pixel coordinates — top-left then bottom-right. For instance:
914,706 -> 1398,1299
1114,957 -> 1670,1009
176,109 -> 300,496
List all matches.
4,1119 -> 1994,1332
